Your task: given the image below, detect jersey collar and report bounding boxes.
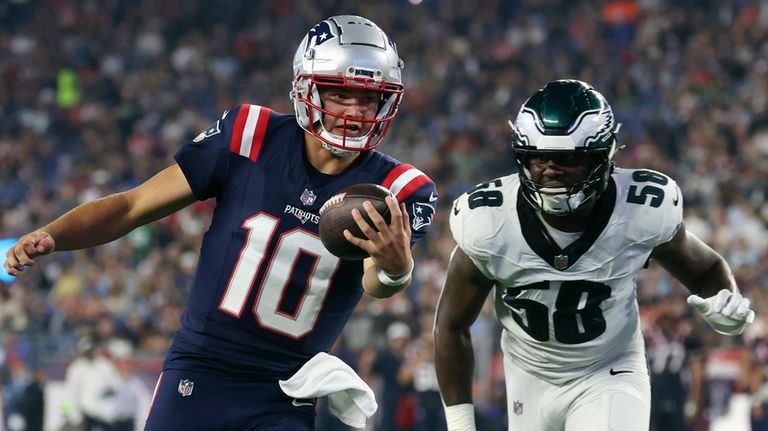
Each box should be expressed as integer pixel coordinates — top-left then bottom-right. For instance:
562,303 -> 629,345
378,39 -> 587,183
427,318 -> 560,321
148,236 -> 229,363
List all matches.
517,178 -> 617,271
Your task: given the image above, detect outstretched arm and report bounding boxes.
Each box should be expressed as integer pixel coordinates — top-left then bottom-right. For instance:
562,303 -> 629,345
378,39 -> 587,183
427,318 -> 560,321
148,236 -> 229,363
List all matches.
434,246 -> 494,429
4,163 -> 197,275
653,223 -> 754,334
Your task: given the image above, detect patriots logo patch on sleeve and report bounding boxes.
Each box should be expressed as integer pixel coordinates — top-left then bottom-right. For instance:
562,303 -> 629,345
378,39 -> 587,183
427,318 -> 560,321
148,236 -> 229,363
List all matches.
411,202 -> 435,231
193,121 -> 222,143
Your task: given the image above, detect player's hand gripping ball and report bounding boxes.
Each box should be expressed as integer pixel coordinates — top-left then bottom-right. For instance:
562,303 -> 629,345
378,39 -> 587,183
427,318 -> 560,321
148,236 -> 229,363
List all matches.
319,184 -> 393,260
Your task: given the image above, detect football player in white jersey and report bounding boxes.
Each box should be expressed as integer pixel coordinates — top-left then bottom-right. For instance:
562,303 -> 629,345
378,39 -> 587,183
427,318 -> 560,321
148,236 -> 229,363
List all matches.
434,79 -> 756,431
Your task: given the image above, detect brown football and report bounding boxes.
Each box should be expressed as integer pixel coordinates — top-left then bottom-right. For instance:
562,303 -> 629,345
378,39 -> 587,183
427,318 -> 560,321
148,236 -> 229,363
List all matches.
319,184 -> 393,260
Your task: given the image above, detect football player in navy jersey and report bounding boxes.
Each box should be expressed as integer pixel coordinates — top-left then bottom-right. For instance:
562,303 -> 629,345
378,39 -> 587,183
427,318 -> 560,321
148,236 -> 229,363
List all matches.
4,15 -> 437,431
434,79 -> 754,431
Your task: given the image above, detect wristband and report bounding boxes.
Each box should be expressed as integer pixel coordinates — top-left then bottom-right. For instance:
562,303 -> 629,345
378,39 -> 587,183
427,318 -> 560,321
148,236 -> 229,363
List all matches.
444,403 -> 476,431
376,258 -> 414,286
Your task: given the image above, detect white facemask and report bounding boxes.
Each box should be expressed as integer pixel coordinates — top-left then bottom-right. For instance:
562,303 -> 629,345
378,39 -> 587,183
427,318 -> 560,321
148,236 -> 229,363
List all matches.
531,186 -> 591,215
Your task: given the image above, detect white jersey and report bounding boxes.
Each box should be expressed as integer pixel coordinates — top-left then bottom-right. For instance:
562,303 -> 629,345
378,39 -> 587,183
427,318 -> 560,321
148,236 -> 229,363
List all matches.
450,168 -> 683,384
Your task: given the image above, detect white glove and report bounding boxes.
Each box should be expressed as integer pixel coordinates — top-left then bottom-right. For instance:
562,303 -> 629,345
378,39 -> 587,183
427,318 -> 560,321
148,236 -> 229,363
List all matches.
687,289 -> 755,335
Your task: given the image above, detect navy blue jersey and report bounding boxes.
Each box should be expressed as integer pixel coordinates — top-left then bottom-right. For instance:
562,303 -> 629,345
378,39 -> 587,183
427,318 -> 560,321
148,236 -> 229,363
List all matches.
167,104 -> 437,379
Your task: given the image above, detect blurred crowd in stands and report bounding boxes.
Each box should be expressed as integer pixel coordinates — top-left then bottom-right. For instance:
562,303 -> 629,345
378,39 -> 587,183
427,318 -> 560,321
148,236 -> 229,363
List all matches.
1,0 -> 768,430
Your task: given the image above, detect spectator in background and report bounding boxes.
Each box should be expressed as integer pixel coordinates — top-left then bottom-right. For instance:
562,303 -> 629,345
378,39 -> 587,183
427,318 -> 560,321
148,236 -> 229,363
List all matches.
3,360 -> 44,431
399,326 -> 446,431
360,321 -> 414,431
746,320 -> 768,431
644,297 -> 706,431
106,339 -> 151,431
65,337 -> 150,431
63,336 -> 96,429
704,333 -> 753,431
65,336 -> 122,431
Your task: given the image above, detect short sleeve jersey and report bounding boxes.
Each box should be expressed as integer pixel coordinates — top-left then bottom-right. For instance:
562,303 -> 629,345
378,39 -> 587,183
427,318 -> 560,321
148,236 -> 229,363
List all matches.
450,168 -> 682,384
168,105 -> 438,378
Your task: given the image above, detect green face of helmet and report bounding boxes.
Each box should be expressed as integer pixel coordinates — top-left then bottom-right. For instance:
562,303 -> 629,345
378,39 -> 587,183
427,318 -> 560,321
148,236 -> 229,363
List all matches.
533,81 -> 607,133
513,79 -> 619,151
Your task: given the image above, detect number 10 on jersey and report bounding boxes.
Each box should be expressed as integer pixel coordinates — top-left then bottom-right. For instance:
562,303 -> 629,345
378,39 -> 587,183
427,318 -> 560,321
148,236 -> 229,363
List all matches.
218,214 -> 341,339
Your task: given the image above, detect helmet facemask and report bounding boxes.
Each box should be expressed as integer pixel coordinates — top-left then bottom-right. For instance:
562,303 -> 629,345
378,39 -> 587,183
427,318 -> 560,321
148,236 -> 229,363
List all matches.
514,147 -> 615,215
290,16 -> 405,156
292,74 -> 403,157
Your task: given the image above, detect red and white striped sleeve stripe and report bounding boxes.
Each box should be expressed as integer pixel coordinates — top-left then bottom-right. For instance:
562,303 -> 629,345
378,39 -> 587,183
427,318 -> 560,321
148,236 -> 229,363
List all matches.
382,163 -> 431,201
229,104 -> 272,161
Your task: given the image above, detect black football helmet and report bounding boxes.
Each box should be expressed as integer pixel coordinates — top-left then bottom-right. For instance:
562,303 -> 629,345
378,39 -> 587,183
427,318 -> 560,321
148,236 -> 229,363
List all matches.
511,79 -> 620,215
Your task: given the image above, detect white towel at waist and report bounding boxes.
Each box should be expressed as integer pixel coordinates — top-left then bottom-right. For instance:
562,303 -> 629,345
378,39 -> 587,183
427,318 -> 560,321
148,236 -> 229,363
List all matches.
279,352 -> 378,428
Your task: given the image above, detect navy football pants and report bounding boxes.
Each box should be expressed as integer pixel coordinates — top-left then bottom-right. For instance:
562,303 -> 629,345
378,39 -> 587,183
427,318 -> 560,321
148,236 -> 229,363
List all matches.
143,369 -> 315,431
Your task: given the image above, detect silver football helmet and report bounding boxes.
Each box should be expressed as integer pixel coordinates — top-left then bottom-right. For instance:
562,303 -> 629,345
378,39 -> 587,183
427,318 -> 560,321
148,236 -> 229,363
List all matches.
290,15 -> 405,156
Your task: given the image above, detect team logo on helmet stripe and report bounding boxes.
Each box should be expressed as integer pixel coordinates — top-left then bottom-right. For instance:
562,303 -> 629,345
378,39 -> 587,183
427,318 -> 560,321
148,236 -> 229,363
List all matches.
306,21 -> 337,50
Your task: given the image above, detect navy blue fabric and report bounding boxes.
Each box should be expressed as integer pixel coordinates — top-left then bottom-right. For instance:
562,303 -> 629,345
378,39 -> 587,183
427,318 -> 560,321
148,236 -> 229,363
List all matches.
167,106 -> 437,379
144,369 -> 315,431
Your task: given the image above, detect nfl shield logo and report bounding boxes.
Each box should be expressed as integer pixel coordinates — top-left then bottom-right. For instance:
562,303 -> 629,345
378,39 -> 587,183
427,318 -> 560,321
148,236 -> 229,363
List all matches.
513,400 -> 523,416
554,254 -> 569,270
300,189 -> 317,206
178,379 -> 194,397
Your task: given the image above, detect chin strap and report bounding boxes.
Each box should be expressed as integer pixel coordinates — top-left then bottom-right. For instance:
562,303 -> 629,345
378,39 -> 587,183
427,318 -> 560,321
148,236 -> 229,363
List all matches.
320,140 -> 359,158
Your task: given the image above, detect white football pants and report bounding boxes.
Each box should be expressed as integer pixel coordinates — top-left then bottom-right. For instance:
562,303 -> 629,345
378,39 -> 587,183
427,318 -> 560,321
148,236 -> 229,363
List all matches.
503,351 -> 650,431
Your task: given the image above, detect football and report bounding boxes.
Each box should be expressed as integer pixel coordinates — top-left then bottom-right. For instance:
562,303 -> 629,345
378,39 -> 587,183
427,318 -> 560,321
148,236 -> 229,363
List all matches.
319,183 -> 393,260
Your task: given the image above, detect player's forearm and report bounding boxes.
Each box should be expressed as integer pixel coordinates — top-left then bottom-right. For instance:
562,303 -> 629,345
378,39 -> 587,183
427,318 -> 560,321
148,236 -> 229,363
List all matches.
688,255 -> 736,298
41,192 -> 143,251
434,327 -> 475,405
657,228 -> 737,298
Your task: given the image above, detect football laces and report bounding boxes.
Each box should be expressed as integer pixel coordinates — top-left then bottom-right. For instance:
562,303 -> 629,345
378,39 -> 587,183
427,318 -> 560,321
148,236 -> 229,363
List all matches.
319,193 -> 347,215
